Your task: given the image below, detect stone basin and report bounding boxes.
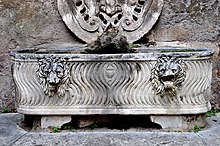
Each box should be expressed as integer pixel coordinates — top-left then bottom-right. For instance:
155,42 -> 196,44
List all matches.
11,47 -> 213,129
11,47 -> 213,115
9,0 -> 215,130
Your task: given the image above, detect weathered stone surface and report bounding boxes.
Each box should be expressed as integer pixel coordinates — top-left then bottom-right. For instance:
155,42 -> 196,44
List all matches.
0,113 -> 219,146
0,0 -> 78,112
0,113 -> 26,146
212,49 -> 220,108
78,118 -> 95,128
11,48 -> 213,118
151,0 -> 219,42
151,115 -> 206,130
0,40 -> 18,112
41,116 -> 72,128
0,0 -> 219,111
57,0 -> 163,43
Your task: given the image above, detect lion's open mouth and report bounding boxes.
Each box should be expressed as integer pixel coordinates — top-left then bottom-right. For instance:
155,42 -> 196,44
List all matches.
161,75 -> 175,82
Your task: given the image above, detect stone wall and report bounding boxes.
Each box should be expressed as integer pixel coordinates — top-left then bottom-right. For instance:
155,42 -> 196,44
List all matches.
0,0 -> 219,112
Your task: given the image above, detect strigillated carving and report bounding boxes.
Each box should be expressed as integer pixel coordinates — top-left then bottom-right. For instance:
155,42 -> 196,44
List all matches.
57,0 -> 163,43
37,57 -> 70,97
12,55 -> 212,114
15,59 -> 211,108
151,55 -> 187,96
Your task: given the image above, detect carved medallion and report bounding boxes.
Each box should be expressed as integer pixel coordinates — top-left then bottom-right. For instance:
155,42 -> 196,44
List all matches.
151,55 -> 187,96
37,57 -> 70,97
103,63 -> 118,87
57,0 -> 163,43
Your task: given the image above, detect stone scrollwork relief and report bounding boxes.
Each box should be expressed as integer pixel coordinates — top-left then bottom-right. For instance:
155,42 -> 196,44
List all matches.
57,0 -> 163,43
37,57 -> 70,97
151,55 -> 187,97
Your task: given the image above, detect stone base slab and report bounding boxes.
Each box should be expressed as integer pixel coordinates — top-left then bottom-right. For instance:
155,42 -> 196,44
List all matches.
2,113 -> 220,146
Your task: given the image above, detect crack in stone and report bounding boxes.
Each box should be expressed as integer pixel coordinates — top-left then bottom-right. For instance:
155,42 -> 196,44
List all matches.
7,132 -> 28,146
196,133 -> 211,146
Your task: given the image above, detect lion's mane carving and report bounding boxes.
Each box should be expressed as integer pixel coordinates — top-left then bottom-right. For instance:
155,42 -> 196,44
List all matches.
37,57 -> 70,97
151,55 -> 186,96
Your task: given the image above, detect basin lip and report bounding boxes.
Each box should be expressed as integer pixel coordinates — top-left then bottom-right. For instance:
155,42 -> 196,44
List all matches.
10,47 -> 214,60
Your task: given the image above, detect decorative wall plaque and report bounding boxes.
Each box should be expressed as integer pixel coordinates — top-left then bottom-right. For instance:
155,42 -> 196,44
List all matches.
57,0 -> 163,43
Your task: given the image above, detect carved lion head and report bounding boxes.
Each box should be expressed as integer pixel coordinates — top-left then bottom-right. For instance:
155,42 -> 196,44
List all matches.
151,55 -> 187,96
37,57 -> 70,97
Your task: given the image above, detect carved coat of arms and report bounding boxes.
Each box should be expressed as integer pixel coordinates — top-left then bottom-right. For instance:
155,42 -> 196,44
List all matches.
57,0 -> 163,43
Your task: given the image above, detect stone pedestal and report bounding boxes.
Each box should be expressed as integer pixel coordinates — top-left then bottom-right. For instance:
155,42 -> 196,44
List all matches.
41,116 -> 71,128
150,115 -> 206,130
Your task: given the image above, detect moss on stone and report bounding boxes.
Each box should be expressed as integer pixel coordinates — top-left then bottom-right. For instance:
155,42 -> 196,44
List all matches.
85,29 -> 136,54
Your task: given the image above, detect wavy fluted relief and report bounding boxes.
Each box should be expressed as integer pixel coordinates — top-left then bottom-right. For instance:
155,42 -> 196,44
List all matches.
14,59 -> 211,108
179,60 -> 211,105
14,62 -> 44,106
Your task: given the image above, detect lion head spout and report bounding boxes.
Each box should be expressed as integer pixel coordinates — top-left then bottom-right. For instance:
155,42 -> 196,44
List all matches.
37,57 -> 70,97
151,55 -> 187,97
